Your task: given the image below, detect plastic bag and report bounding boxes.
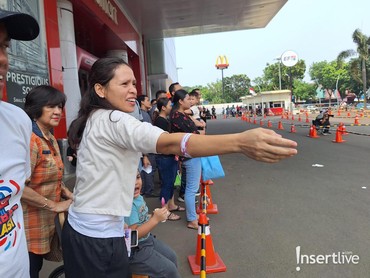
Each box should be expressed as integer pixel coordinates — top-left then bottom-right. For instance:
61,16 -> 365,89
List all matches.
201,156 -> 225,181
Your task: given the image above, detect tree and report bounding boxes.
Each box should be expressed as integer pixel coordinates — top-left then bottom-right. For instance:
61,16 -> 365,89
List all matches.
262,59 -> 306,91
337,29 -> 370,107
309,60 -> 349,101
223,74 -> 251,103
292,80 -> 316,101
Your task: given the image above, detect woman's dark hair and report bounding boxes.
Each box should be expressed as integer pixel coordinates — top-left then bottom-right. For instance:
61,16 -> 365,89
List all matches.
68,57 -> 130,149
170,89 -> 188,118
24,85 -> 66,120
156,97 -> 170,112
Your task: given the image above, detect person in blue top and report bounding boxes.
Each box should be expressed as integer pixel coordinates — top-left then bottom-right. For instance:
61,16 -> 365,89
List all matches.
125,171 -> 180,278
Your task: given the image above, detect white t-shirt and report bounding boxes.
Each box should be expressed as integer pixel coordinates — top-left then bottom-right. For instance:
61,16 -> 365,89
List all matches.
190,105 -> 200,120
0,101 -> 31,278
69,109 -> 165,237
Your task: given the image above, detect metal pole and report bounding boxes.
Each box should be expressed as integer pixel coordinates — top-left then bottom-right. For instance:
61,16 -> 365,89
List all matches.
221,68 -> 225,98
278,61 -> 282,90
289,68 -> 293,112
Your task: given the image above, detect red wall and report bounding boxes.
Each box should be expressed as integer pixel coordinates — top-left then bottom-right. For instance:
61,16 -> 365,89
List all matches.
43,0 -> 67,138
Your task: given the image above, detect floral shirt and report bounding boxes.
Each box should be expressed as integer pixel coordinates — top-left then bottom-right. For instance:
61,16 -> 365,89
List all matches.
170,111 -> 200,134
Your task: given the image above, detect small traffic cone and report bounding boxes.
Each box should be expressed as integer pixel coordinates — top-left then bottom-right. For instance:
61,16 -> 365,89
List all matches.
337,110 -> 341,116
298,115 -> 302,122
253,117 -> 257,125
278,121 -> 284,130
332,127 -> 346,143
260,119 -> 264,127
339,123 -> 349,135
354,115 -> 360,125
267,120 -> 272,128
307,125 -> 319,138
188,213 -> 227,275
290,123 -> 296,133
281,114 -> 284,119
291,115 -> 295,121
305,117 -> 310,123
347,112 -> 351,117
197,180 -> 218,214
360,112 -> 364,117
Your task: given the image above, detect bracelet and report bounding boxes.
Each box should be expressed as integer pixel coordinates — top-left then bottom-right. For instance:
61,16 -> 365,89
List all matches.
181,133 -> 193,158
41,198 -> 48,209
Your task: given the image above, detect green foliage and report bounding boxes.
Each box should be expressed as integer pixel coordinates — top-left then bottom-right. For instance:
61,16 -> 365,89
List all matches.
292,80 -> 316,101
309,60 -> 348,92
191,74 -> 251,104
263,59 -> 306,90
337,28 -> 369,104
223,74 -> 251,102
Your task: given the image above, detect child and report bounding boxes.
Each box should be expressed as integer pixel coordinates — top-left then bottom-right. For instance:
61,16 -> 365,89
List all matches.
125,171 -> 181,278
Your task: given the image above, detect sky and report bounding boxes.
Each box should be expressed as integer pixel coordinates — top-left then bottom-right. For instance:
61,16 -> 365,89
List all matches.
175,0 -> 370,87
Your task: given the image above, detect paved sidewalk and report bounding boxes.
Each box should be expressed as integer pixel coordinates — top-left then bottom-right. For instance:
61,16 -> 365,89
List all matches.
42,117 -> 370,278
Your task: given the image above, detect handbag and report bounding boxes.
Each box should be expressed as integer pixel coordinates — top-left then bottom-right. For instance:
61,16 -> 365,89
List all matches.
200,155 -> 225,181
44,212 -> 66,262
174,171 -> 181,187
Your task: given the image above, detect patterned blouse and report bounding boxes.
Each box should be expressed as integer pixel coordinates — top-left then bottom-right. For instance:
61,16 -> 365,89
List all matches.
170,111 -> 200,134
170,111 -> 199,161
22,121 -> 64,254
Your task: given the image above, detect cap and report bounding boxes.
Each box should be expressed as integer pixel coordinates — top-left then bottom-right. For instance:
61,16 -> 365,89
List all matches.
0,9 -> 39,41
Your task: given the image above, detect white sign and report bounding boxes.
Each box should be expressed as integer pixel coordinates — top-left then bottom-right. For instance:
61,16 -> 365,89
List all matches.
281,50 -> 299,67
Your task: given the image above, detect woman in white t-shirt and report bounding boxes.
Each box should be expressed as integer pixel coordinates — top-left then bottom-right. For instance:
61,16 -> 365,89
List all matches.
62,57 -> 298,277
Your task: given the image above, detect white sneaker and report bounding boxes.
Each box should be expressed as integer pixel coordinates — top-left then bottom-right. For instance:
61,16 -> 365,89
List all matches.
177,196 -> 184,202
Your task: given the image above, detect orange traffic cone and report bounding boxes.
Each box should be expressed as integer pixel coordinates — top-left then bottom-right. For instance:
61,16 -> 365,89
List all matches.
337,110 -> 341,116
339,123 -> 349,135
347,112 -> 351,117
332,127 -> 346,143
290,123 -> 296,133
307,125 -> 319,138
278,121 -> 284,130
291,115 -> 295,121
264,114 -> 267,118
305,117 -> 310,123
298,115 -> 302,122
260,119 -> 264,127
267,120 -> 272,128
354,115 -> 360,125
253,117 -> 257,125
188,213 -> 227,275
197,180 -> 218,214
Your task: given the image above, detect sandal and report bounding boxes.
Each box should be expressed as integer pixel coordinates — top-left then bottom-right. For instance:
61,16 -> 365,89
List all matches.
167,212 -> 181,221
169,205 -> 185,212
187,221 -> 199,230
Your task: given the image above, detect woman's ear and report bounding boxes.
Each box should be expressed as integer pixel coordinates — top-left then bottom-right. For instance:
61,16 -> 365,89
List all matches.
94,83 -> 105,99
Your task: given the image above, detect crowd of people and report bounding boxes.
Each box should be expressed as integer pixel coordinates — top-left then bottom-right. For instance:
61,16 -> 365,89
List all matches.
0,8 -> 298,278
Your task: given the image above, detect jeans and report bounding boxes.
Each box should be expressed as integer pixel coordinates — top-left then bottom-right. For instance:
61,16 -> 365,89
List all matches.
129,234 -> 180,278
182,158 -> 201,221
156,155 -> 178,203
141,154 -> 156,195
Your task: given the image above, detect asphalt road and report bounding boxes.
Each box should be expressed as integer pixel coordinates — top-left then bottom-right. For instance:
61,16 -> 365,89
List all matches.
42,116 -> 370,278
